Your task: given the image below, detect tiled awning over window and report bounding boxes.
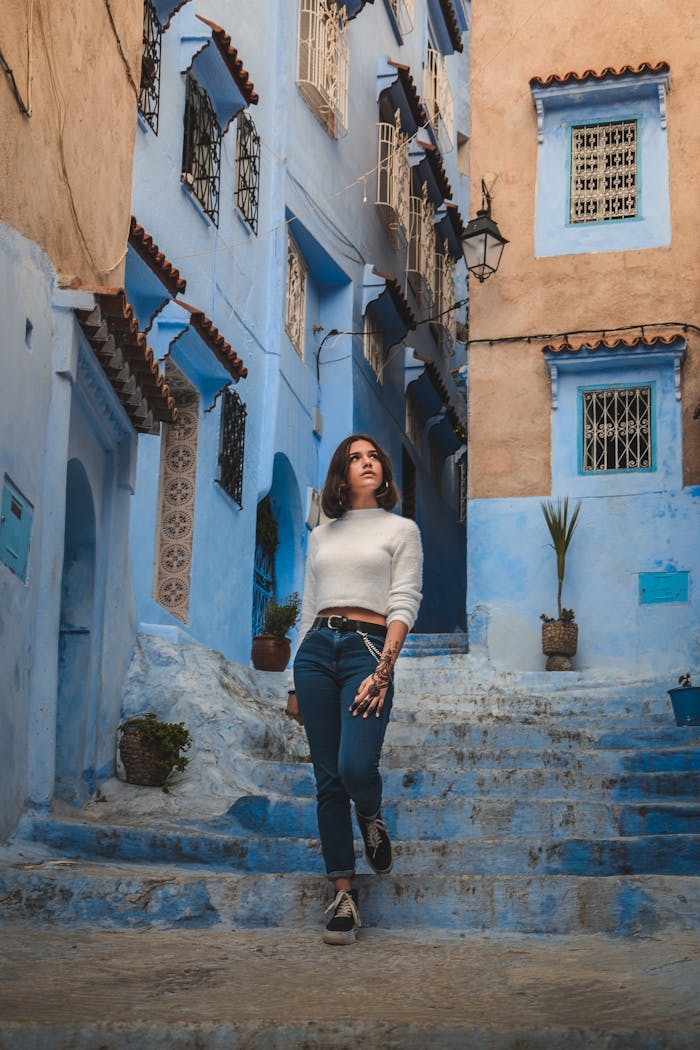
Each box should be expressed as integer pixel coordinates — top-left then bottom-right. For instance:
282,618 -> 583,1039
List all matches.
529,61 -> 670,89
411,139 -> 453,205
436,0 -> 464,53
153,0 -> 191,30
340,0 -> 376,18
75,289 -> 176,434
127,217 -> 186,332
436,201 -> 466,259
362,265 -> 416,349
377,59 -> 428,134
412,351 -> 466,439
175,301 -> 248,382
187,15 -> 258,133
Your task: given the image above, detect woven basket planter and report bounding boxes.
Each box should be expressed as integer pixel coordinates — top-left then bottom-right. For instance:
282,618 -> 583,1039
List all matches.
542,621 -> 578,656
119,729 -> 175,787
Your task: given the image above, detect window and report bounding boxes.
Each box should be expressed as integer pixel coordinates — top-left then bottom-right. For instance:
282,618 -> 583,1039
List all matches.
376,113 -> 410,247
455,451 -> 467,524
402,446 -> 416,520
285,235 -> 307,357
423,44 -> 453,153
298,0 -> 349,137
139,0 -> 162,133
181,74 -> 221,224
407,182 -> 436,310
582,385 -> 652,472
235,111 -> 260,233
0,476 -> 33,583
405,387 -> 422,448
570,120 -> 637,224
363,307 -> 384,379
217,388 -> 247,506
232,110 -> 260,232
530,65 -> 671,256
432,239 -> 456,356
388,0 -> 414,36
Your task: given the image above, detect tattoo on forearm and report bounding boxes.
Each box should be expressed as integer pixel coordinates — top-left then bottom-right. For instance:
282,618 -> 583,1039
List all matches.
370,642 -> 400,693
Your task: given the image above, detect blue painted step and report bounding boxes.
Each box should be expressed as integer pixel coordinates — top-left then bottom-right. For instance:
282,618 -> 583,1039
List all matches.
381,744 -> 700,773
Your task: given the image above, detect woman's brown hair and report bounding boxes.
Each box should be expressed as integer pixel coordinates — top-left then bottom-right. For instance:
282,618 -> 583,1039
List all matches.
321,434 -> 398,518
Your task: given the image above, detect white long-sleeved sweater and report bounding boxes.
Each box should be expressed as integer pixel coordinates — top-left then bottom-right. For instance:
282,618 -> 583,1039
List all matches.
297,508 -> 423,640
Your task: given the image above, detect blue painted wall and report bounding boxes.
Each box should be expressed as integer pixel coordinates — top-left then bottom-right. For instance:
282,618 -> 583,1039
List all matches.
129,0 -> 471,661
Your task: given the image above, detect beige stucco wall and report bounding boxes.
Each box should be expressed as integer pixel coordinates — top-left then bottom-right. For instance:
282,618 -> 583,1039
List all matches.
468,0 -> 700,498
0,0 -> 142,285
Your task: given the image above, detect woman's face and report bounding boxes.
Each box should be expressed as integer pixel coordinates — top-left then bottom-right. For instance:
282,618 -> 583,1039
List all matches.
346,439 -> 384,507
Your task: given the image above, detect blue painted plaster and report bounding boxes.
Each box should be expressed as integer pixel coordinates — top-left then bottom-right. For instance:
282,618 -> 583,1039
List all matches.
532,77 -> 671,257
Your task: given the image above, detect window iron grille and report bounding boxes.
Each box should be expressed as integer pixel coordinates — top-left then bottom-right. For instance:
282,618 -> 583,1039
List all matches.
363,307 -> 384,379
405,387 -> 422,449
181,73 -> 221,225
376,115 -> 410,247
285,235 -> 307,357
455,451 -> 467,524
582,386 -> 651,472
235,111 -> 260,233
570,120 -> 637,224
407,183 -> 436,310
423,45 -> 453,154
217,388 -> 247,507
298,0 -> 349,137
389,0 -> 414,36
139,0 -> 162,133
432,244 -> 456,355
402,446 -> 416,520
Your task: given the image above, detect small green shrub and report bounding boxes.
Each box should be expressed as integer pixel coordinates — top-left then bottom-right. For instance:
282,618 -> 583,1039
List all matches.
262,592 -> 301,638
119,713 -> 192,773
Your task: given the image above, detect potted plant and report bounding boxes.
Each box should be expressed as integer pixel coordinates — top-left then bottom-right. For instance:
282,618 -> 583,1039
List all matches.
251,592 -> 302,672
667,673 -> 700,727
119,712 -> 192,790
540,497 -> 582,671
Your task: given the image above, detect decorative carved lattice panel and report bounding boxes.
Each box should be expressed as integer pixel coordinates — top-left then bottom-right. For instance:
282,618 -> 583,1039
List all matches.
298,0 -> 349,137
285,235 -> 307,357
582,386 -> 651,472
153,363 -> 199,622
139,0 -> 162,133
570,120 -> 637,224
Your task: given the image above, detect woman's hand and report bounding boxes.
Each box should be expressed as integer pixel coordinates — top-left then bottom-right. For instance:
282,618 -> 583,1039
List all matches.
286,691 -> 303,726
350,672 -> 389,718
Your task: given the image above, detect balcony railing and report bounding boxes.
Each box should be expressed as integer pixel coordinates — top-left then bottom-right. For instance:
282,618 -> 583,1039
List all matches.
389,0 -> 414,36
407,184 -> 436,310
376,117 -> 410,247
432,247 -> 456,356
423,45 -> 454,154
298,0 -> 349,137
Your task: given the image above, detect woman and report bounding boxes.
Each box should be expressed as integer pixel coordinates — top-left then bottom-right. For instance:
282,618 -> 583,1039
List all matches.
287,434 -> 423,945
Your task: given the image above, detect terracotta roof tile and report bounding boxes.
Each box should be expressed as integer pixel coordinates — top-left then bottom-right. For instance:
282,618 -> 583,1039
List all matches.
157,1 -> 191,30
416,138 -> 453,203
438,0 -> 464,53
541,332 -> 684,354
414,353 -> 466,435
75,288 -> 176,433
372,267 -> 417,331
386,61 -> 429,128
178,301 -> 248,381
195,15 -> 259,106
129,218 -> 186,298
530,61 -> 670,88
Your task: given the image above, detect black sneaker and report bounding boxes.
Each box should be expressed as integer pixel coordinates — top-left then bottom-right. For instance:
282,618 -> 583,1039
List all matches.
357,809 -> 393,874
323,889 -> 360,945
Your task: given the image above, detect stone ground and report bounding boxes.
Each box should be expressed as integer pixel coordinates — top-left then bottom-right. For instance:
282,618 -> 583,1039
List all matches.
1,922 -> 699,1048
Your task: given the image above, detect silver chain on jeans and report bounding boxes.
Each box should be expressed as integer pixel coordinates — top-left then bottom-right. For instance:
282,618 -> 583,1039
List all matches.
355,630 -> 384,663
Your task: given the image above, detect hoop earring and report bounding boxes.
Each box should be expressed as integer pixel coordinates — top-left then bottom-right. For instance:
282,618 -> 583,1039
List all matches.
377,480 -> 389,493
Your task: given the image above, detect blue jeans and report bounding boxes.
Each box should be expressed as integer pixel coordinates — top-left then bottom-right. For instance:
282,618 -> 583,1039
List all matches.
293,624 -> 394,880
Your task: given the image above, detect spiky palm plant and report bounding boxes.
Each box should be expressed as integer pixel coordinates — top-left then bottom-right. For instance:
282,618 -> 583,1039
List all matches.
541,497 -> 582,621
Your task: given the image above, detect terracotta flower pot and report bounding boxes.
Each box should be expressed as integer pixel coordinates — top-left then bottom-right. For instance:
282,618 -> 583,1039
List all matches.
251,634 -> 291,672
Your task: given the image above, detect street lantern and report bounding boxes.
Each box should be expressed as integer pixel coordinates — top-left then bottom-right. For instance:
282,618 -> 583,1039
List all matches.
462,179 -> 508,282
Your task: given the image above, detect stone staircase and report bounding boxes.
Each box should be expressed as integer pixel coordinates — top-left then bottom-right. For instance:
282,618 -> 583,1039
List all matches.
2,639 -> 699,936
